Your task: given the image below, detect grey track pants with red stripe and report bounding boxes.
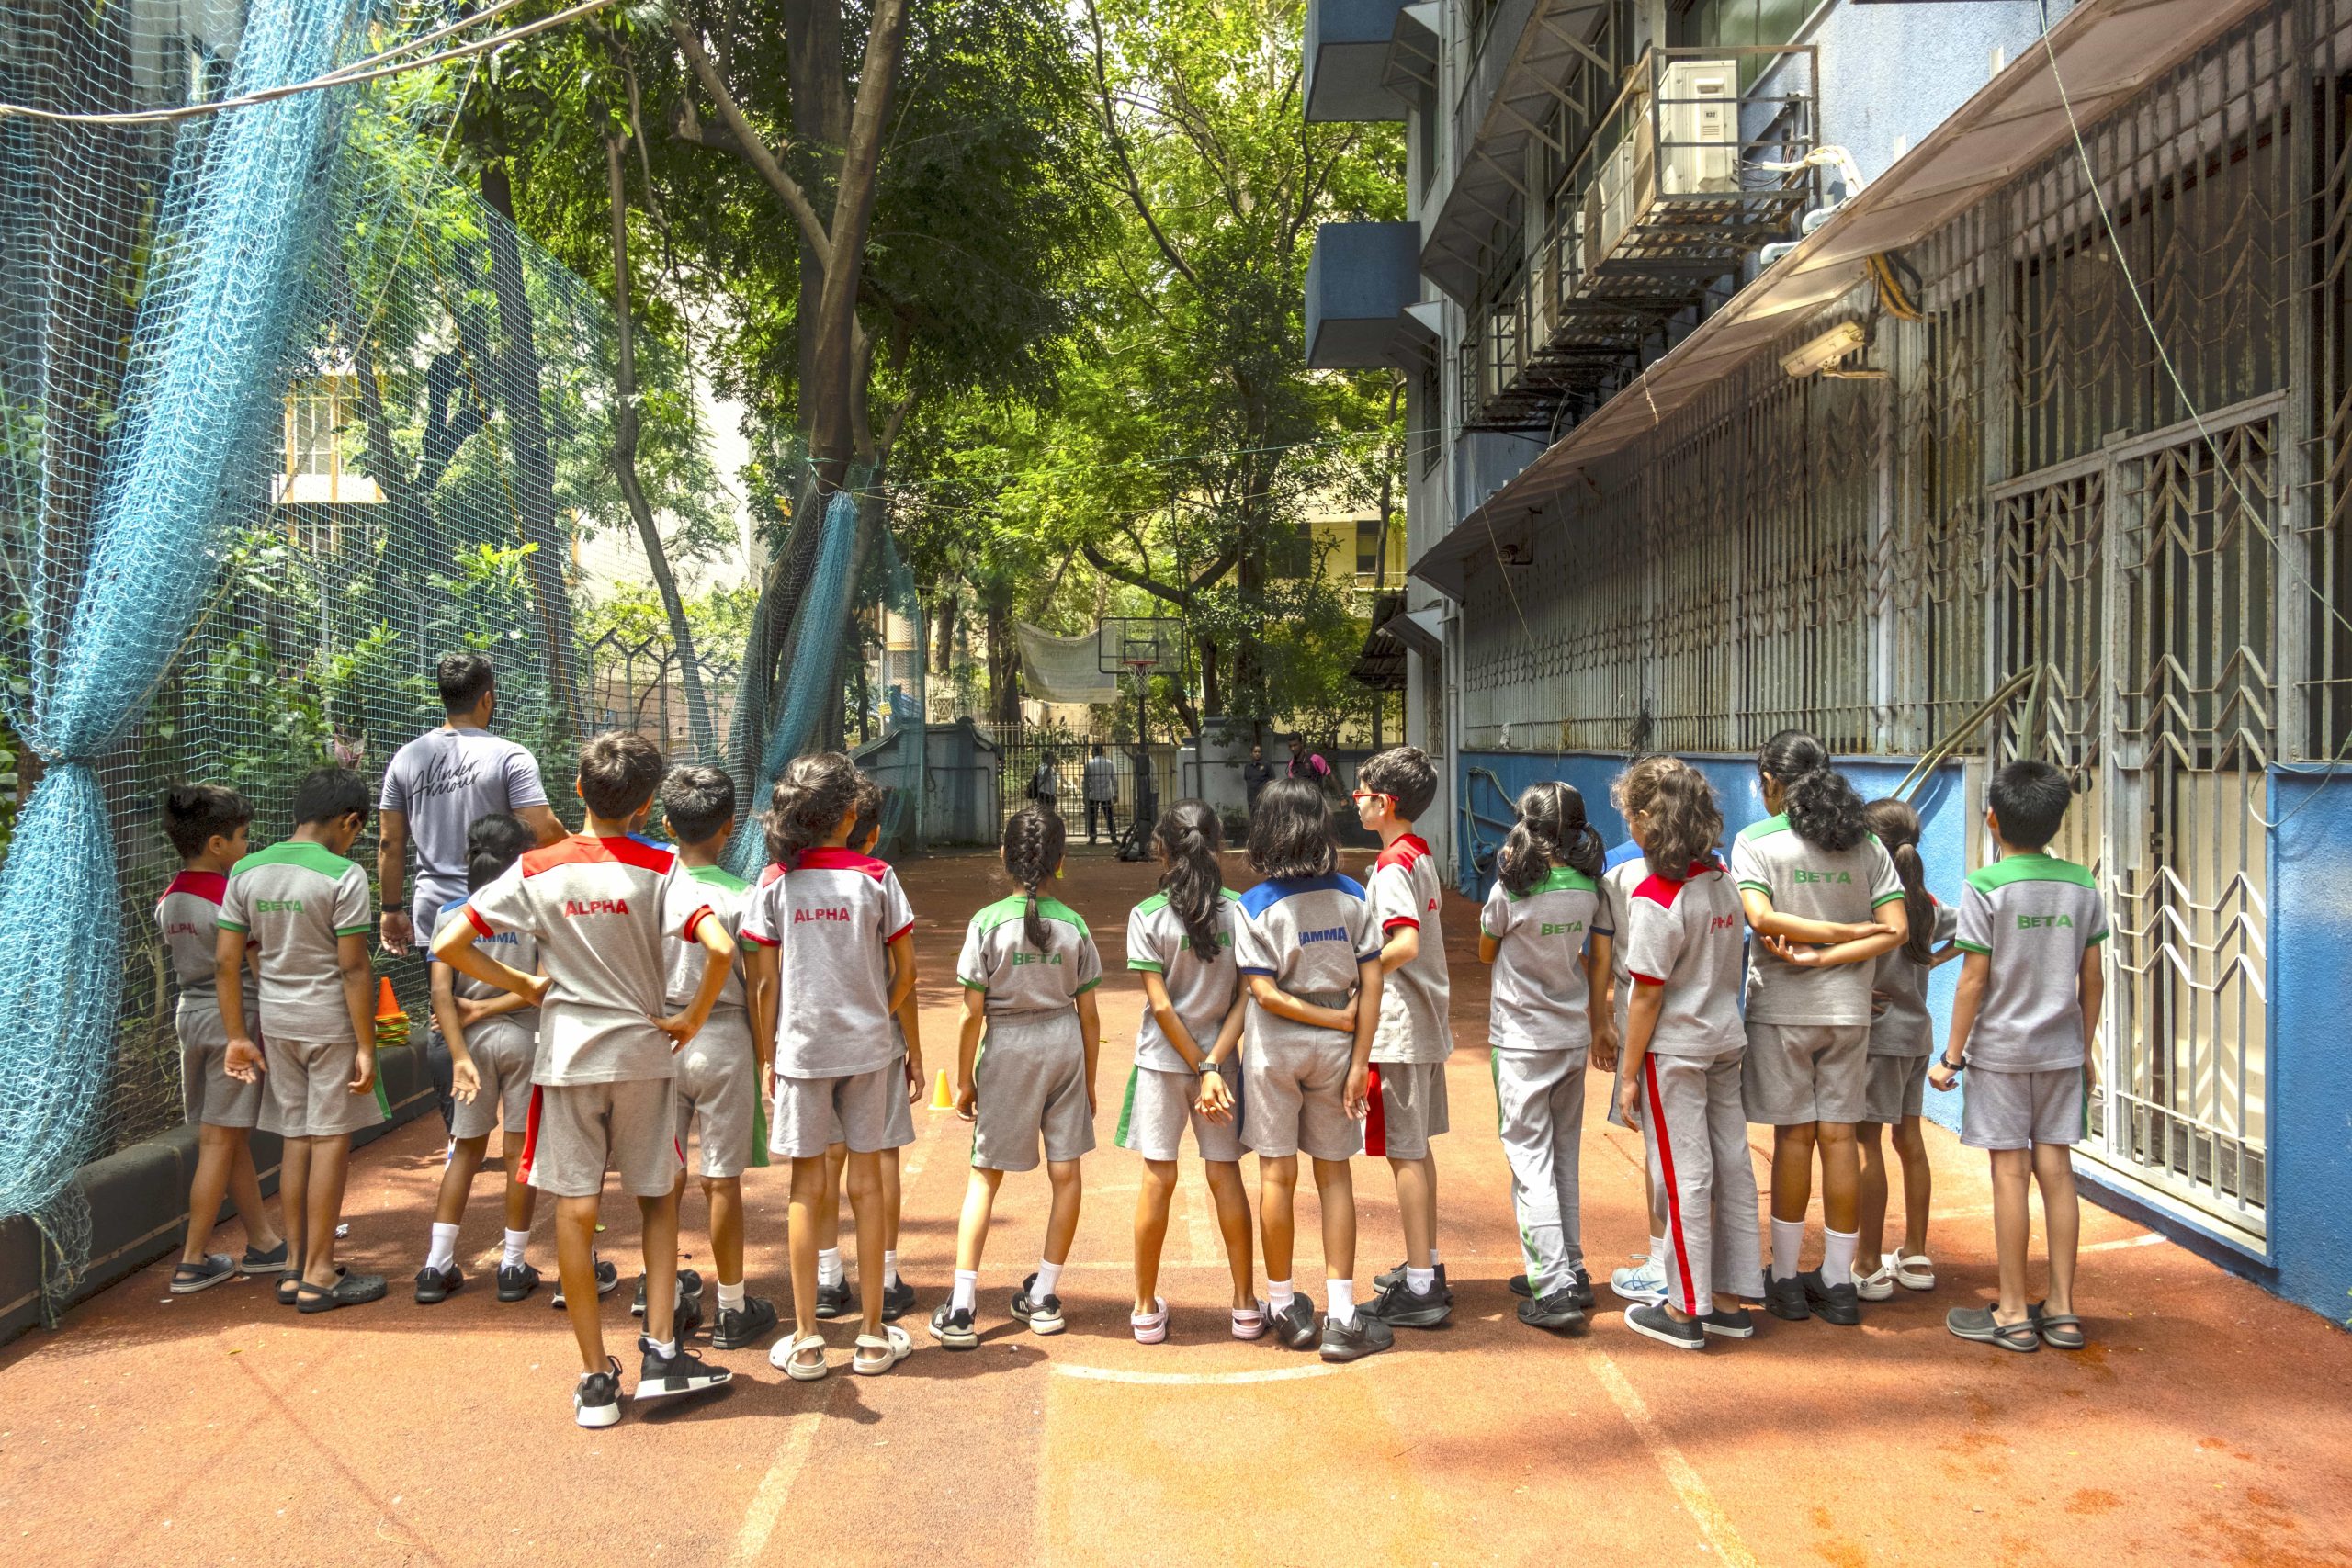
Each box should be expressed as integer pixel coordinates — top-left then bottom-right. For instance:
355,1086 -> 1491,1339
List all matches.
1639,1048 -> 1765,1314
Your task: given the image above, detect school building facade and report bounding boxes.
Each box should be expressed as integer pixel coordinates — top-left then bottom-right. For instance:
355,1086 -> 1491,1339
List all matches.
1305,0 -> 2352,1324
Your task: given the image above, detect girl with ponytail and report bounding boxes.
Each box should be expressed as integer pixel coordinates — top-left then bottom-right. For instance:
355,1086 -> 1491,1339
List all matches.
933,807 -> 1102,1349
1115,800 -> 1261,1344
1852,797 -> 1959,1301
1478,781 -> 1612,1331
1729,730 -> 1910,1326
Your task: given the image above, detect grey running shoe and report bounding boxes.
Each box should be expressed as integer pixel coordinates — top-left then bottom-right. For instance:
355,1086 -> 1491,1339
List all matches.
1270,1297 -> 1320,1351
1318,1310 -> 1396,1363
1611,1256 -> 1668,1304
413,1264 -> 463,1304
1372,1260 -> 1451,1303
1010,1273 -> 1066,1335
1367,1277 -> 1451,1329
928,1299 -> 978,1349
1517,1288 -> 1588,1332
1623,1303 -> 1705,1349
496,1261 -> 541,1303
575,1358 -> 622,1429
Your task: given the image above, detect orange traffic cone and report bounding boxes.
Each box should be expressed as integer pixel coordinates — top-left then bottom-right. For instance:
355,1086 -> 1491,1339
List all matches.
376,976 -> 401,1018
930,1068 -> 955,1111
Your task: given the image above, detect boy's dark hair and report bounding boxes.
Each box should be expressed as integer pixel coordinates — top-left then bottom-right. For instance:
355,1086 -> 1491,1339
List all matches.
1758,728 -> 1866,852
1248,777 -> 1338,881
765,750 -> 862,867
1989,760 -> 2074,852
1002,807 -> 1068,952
1358,744 -> 1437,823
577,732 -> 663,820
466,812 -> 537,892
162,783 -> 252,859
1863,798 -> 1935,964
660,763 -> 737,847
436,652 -> 496,715
1091,742 -> 1105,757
292,766 -> 369,828
1153,798 -> 1227,955
1498,780 -> 1605,895
850,774 -> 885,848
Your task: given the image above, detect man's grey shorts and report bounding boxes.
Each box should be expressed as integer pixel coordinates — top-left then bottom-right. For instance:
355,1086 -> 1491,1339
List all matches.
1740,1021 -> 1870,1125
1115,1062 -> 1244,1163
1369,1059 -> 1449,1160
182,1039 -> 264,1131
1242,1012 -> 1362,1163
258,1038 -> 382,1139
674,1012 -> 760,1178
524,1078 -> 682,1198
1861,1054 -> 1929,1126
448,1022 -> 535,1142
830,1056 -> 916,1152
773,1065 -> 905,1161
971,1010 -> 1096,1173
1961,1066 -> 2085,1150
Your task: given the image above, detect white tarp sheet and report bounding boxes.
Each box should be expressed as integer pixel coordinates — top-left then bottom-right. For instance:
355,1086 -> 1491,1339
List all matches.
1017,623 -> 1118,705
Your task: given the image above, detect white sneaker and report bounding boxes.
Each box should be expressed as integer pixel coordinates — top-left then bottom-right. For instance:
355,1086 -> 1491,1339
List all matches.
1887,1251 -> 1936,1291
1611,1256 -> 1668,1304
1852,1259 -> 1896,1302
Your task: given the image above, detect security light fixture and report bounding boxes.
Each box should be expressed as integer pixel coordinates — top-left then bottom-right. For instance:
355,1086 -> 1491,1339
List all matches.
1780,320 -> 1871,378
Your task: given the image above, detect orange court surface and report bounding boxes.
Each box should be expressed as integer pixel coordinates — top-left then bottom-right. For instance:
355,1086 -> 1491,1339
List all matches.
4,845 -> 2349,1568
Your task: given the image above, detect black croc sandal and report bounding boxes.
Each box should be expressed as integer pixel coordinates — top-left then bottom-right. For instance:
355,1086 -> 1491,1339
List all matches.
2030,1303 -> 2087,1349
297,1271 -> 388,1314
1947,1304 -> 2040,1352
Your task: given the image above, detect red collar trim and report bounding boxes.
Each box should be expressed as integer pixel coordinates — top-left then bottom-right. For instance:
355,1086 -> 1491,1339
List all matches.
164,870 -> 228,904
521,834 -> 675,877
791,847 -> 889,881
1375,833 -> 1430,872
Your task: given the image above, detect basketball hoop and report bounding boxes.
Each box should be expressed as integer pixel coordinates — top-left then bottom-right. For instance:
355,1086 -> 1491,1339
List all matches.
1095,616 -> 1183,860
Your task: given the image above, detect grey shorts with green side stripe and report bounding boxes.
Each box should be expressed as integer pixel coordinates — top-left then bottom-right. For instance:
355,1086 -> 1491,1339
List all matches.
1115,1062 -> 1244,1162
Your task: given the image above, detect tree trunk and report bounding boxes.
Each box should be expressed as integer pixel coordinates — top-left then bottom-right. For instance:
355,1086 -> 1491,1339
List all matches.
982,579 -> 1018,723
931,590 -> 957,675
605,133 -> 717,761
783,0 -> 848,414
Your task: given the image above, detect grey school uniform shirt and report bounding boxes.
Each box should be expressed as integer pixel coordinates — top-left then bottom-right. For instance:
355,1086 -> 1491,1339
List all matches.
218,841 -> 374,1043
379,726 -> 550,927
1234,874 -> 1381,1044
430,898 -> 541,1056
155,872 -> 259,1047
1622,860 -> 1747,1058
739,848 -> 915,1078
957,895 -> 1102,1014
1481,865 -> 1610,1053
1368,833 -> 1451,1064
665,863 -> 750,1018
1868,899 -> 1959,1057
1954,853 -> 2109,1072
1729,815 -> 1905,1026
1125,888 -> 1241,1070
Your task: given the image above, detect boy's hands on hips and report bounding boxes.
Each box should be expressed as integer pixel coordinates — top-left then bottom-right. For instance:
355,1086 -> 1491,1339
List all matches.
349,1045 -> 376,1094
223,1039 -> 265,1083
654,1010 -> 705,1051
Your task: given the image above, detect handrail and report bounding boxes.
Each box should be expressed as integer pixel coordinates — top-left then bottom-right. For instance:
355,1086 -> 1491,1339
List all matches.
1890,666 -> 2044,800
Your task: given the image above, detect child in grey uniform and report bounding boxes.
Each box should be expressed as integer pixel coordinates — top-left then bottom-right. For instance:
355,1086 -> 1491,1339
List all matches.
933,807 -> 1102,1348
1852,798 -> 1958,1302
1596,756 -> 1681,1308
1116,799 -> 1256,1343
1615,762 -> 1762,1351
1479,781 -> 1613,1333
1732,730 -> 1908,1327
1932,761 -> 2108,1354
415,814 -> 543,1305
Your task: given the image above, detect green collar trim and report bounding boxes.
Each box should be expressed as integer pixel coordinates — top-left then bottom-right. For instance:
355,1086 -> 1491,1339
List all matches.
973,893 -> 1091,934
684,863 -> 750,894
1504,865 -> 1598,900
1738,813 -> 1792,841
233,840 -> 355,881
1966,853 -> 2096,892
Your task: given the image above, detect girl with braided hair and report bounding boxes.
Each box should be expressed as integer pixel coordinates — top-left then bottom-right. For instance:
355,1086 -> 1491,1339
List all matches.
932,807 -> 1102,1348
1115,800 -> 1261,1344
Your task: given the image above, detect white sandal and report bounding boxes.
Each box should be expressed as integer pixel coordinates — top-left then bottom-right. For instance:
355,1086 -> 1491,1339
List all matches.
1230,1301 -> 1268,1341
1853,1259 -> 1896,1302
773,1331 -> 830,1382
853,1324 -> 913,1375
1131,1297 -> 1170,1344
1887,1250 -> 1936,1291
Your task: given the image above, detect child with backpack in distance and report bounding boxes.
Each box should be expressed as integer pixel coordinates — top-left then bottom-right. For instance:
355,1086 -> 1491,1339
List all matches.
156,784 -> 287,1294
1479,781 -> 1612,1334
1236,777 -> 1388,1363
933,807 -> 1102,1348
414,813 -> 543,1304
1933,760 -> 2107,1354
1853,798 -> 1958,1302
1733,730 -> 1908,1328
1614,762 -> 1762,1350
1117,799 -> 1257,1343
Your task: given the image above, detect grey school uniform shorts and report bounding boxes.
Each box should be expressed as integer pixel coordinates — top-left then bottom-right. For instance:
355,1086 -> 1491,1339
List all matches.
180,1014 -> 265,1131
772,1065 -> 905,1161
1740,1021 -> 1870,1125
672,1010 -> 759,1179
1961,1066 -> 2085,1151
829,1055 -> 916,1151
258,1038 -> 383,1140
1861,1054 -> 1930,1126
1368,1059 -> 1449,1161
524,1078 -> 682,1199
447,1023 -> 535,1142
971,1010 -> 1096,1172
1242,1001 -> 1363,1163
1115,1061 -> 1245,1163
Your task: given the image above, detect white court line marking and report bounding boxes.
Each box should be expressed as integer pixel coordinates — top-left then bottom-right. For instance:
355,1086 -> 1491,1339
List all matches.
733,1400 -> 830,1565
2082,1231 -> 2169,1255
1584,1349 -> 1760,1568
1050,1360 -> 1346,1386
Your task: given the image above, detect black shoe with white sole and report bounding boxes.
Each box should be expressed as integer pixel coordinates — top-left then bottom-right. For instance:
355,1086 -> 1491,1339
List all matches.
881,1278 -> 918,1322
1800,1269 -> 1861,1326
928,1300 -> 978,1349
240,1240 -> 289,1277
496,1261 -> 541,1303
1623,1303 -> 1706,1349
1318,1311 -> 1395,1363
1011,1274 -> 1066,1335
634,1337 -> 732,1403
1765,1274 -> 1811,1322
1517,1288 -> 1588,1332
711,1294 -> 778,1351
1366,1278 -> 1451,1328
575,1358 -> 623,1429
1372,1260 -> 1452,1303
1270,1298 -> 1320,1351
814,1278 -> 857,1320
413,1264 -> 463,1304
1701,1306 -> 1756,1339
552,1257 -> 620,1310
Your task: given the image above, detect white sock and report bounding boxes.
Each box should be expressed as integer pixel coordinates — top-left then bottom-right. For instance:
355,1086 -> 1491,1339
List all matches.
1035,1258 -> 1064,1301
884,1249 -> 901,1287
1428,1247 -> 1442,1268
1770,1218 -> 1806,1281
647,1337 -> 677,1359
1822,1227 -> 1859,1289
950,1269 -> 978,1314
1267,1278 -> 1295,1314
1327,1277 -> 1356,1326
502,1228 -> 530,1269
817,1247 -> 843,1289
425,1222 -> 458,1274
1647,1234 -> 1667,1268
1406,1265 -> 1435,1294
716,1279 -> 746,1313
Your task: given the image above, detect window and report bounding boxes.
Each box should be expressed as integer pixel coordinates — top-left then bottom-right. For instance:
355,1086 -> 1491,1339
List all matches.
1355,518 -> 1387,581
1271,522 -> 1316,580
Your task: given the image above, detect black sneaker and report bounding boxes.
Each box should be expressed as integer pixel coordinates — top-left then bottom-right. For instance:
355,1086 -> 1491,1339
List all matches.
1270,1297 -> 1320,1351
413,1264 -> 463,1304
1318,1310 -> 1395,1363
1765,1274 -> 1811,1322
928,1299 -> 978,1349
1623,1303 -> 1705,1349
496,1261 -> 541,1303
813,1277 -> 857,1320
1010,1274 -> 1066,1335
1701,1306 -> 1757,1339
1517,1287 -> 1588,1332
552,1257 -> 620,1310
632,1268 -> 705,1318
1567,1266 -> 1596,1312
169,1254 -> 237,1295
711,1294 -> 779,1350
1366,1277 -> 1450,1329
1800,1269 -> 1861,1326
880,1277 -> 919,1322
634,1336 -> 732,1403
575,1357 -> 623,1429
1373,1259 -> 1453,1303
1508,1273 -> 1532,1298
239,1240 -> 289,1277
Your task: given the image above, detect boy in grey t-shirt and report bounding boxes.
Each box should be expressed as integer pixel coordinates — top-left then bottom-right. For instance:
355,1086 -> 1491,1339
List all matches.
1932,761 -> 2108,1356
217,768 -> 383,1314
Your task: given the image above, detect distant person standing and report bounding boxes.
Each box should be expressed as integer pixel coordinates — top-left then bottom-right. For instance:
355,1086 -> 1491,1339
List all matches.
1027,748 -> 1063,815
1286,735 -> 1333,791
1242,743 -> 1275,814
1082,744 -> 1119,844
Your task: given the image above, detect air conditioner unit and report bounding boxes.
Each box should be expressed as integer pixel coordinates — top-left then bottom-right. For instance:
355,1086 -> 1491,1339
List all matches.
1657,60 -> 1738,196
